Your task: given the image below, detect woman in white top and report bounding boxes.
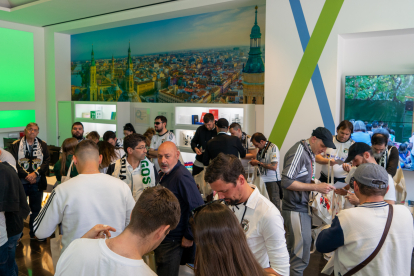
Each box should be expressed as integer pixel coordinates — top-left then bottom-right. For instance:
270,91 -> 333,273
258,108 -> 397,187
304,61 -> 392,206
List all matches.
316,120 -> 354,184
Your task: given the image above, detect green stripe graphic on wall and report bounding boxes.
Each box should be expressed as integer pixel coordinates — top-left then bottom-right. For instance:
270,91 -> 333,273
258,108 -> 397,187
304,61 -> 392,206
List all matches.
0,27 -> 35,102
0,110 -> 36,129
269,0 -> 344,148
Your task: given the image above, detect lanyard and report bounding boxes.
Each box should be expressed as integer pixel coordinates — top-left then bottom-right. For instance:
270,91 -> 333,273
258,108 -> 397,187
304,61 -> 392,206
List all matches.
306,140 -> 315,181
232,201 -> 249,233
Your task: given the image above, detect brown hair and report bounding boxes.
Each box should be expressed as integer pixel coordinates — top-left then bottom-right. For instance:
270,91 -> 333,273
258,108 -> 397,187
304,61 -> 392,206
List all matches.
192,203 -> 266,276
204,153 -> 246,186
74,139 -> 99,162
97,141 -> 118,169
143,127 -> 156,147
60,138 -> 78,176
356,180 -> 387,197
337,120 -> 354,134
123,133 -> 146,153
86,131 -> 100,141
127,186 -> 180,237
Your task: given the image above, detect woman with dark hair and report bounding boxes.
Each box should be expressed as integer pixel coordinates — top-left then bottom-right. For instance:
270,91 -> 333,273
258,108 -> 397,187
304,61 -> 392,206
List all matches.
54,138 -> 79,183
123,123 -> 136,137
191,202 -> 268,276
316,120 -> 354,183
97,141 -> 119,174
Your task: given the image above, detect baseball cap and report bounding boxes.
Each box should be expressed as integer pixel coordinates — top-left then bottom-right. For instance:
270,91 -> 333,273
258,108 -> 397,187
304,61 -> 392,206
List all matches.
353,163 -> 388,189
312,127 -> 336,149
344,142 -> 371,163
216,118 -> 229,128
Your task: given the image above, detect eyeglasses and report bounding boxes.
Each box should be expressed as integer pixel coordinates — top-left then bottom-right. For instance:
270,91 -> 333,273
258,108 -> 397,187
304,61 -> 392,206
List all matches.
135,146 -> 146,150
154,122 -> 161,125
191,199 -> 225,219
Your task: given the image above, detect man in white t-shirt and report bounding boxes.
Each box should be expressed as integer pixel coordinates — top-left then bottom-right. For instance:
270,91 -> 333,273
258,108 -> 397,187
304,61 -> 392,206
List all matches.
342,142 -> 396,206
55,186 -> 181,276
229,123 -> 257,175
316,163 -> 413,276
107,134 -> 157,201
249,132 -> 282,210
33,140 -> 135,253
205,153 -> 290,276
147,115 -> 176,172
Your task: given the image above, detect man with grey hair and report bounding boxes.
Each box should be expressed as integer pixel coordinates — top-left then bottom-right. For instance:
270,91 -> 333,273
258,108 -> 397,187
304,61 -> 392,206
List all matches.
10,122 -> 50,240
316,163 -> 413,275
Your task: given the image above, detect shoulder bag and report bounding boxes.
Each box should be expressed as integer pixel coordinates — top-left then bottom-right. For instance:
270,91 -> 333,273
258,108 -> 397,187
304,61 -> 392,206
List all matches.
343,204 -> 393,276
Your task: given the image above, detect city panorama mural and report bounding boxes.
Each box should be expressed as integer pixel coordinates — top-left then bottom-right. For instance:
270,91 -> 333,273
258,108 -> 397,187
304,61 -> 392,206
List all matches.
71,4 -> 265,104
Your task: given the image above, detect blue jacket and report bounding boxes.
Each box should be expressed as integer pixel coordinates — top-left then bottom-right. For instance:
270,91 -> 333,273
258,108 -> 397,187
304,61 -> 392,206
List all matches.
159,161 -> 204,241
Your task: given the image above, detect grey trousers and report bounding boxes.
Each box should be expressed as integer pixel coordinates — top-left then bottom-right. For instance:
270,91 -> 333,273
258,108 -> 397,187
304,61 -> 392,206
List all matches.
281,210 -> 312,276
265,181 -> 281,211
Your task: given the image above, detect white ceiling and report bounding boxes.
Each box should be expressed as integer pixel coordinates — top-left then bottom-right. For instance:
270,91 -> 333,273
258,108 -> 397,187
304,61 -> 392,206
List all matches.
0,0 -> 172,27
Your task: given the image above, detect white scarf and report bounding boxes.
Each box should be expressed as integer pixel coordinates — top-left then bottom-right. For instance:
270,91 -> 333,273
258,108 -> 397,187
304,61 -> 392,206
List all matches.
113,155 -> 156,201
17,136 -> 44,174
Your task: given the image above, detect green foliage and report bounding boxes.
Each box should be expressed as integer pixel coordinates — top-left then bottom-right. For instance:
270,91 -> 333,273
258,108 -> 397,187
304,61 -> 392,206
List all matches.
345,75 -> 414,102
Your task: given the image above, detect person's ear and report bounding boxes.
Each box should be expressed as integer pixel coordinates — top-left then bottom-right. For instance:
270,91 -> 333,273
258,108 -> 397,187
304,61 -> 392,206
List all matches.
127,147 -> 133,155
354,181 -> 359,192
238,174 -> 245,186
176,150 -> 180,159
73,155 -> 78,165
99,154 -> 103,164
154,225 -> 170,240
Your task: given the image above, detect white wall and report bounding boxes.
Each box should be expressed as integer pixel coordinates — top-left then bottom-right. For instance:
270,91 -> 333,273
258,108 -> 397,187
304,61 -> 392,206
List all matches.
339,30 -> 414,199
0,20 -> 46,147
265,0 -> 414,199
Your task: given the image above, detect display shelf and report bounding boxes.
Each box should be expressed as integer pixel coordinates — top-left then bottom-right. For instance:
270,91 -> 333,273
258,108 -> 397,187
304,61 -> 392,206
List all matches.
74,103 -> 116,120
178,146 -> 195,154
175,106 -> 244,127
58,101 -> 130,146
74,118 -> 116,124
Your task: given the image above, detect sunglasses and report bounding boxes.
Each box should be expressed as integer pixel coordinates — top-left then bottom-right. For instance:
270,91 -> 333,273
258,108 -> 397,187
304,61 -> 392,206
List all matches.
191,199 -> 225,219
154,122 -> 161,125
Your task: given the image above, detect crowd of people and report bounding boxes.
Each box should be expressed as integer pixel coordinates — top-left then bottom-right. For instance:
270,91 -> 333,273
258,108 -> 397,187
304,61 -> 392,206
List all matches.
0,114 -> 412,276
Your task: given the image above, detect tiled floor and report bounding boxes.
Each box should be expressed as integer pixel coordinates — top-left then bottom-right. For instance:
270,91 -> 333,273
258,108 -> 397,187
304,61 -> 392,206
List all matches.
14,225 -> 412,276
15,225 -> 329,276
15,226 -> 54,276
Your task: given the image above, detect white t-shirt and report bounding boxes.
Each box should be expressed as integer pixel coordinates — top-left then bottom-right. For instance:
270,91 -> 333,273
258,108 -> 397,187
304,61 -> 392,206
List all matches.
321,136 -> 354,179
0,212 -> 7,247
230,187 -> 289,276
33,173 -> 135,253
344,167 -> 396,209
257,142 -> 281,182
150,131 -> 176,172
0,147 -> 16,167
55,238 -> 156,276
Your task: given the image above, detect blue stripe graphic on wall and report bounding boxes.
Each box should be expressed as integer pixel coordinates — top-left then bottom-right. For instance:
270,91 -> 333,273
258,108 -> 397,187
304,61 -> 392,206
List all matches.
289,0 -> 335,133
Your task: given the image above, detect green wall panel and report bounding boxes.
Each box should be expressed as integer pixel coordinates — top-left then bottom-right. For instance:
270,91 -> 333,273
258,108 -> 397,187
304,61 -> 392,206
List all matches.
0,110 -> 36,128
0,27 -> 35,102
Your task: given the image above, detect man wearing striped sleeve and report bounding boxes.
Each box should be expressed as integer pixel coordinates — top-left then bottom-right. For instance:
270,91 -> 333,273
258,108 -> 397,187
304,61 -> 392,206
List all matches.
281,127 -> 336,276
